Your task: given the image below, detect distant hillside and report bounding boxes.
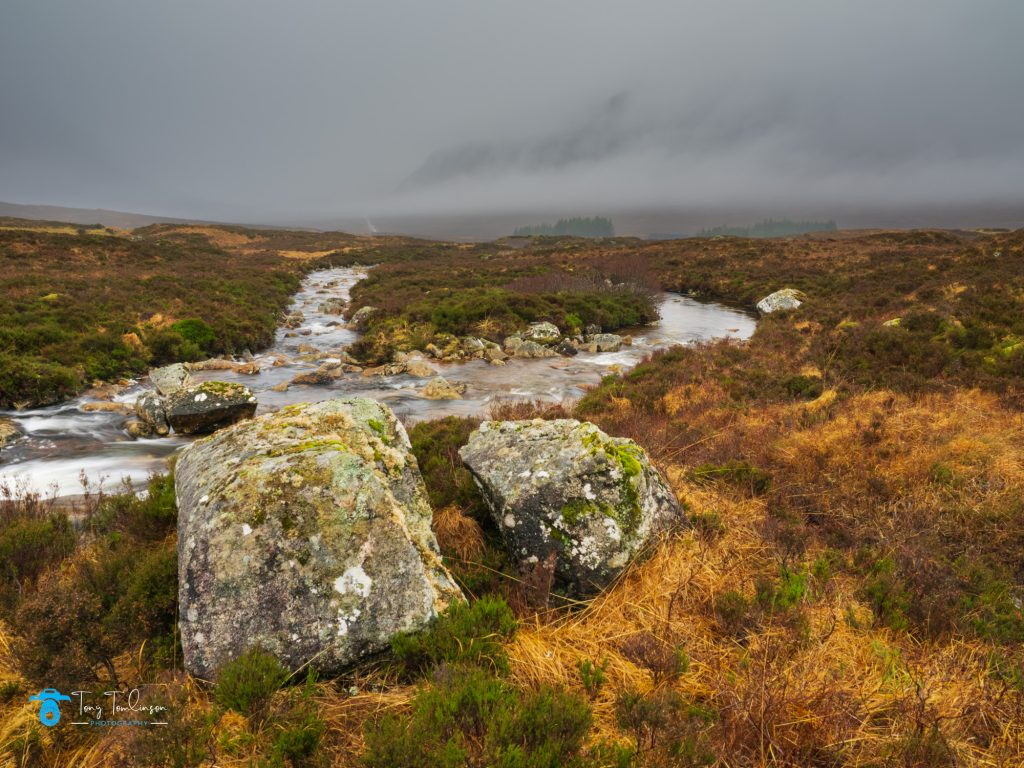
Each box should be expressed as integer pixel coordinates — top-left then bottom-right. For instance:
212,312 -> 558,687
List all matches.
696,218 -> 838,238
513,216 -> 614,237
0,201 -> 222,230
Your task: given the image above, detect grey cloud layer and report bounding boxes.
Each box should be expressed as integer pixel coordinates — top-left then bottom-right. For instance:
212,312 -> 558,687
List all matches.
1,0 -> 1021,222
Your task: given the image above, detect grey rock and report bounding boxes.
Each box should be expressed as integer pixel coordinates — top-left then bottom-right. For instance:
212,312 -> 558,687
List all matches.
511,340 -> 558,359
149,363 -> 192,396
347,305 -> 378,329
165,382 -> 257,435
756,288 -> 805,315
290,364 -> 342,386
318,298 -> 347,315
586,333 -> 623,353
522,321 -> 561,345
421,376 -> 466,400
459,419 -> 682,595
555,339 -> 579,357
175,397 -> 462,677
584,324 -> 601,336
135,391 -> 170,436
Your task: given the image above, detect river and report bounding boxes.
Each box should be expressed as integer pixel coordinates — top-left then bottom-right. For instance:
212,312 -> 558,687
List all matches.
0,267 -> 756,496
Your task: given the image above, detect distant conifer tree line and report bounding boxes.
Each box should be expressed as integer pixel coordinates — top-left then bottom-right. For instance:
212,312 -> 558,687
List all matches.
513,216 -> 615,238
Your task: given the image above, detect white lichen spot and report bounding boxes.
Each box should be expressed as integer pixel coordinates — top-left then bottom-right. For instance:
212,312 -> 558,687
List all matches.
518,469 -> 531,478
334,565 -> 372,597
503,513 -> 517,528
602,517 -> 621,542
199,494 -> 209,505
241,523 -> 253,536
583,483 -> 596,501
194,392 -> 208,402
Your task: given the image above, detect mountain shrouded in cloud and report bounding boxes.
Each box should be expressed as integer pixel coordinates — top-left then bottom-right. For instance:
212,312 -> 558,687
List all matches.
1,0 -> 1022,227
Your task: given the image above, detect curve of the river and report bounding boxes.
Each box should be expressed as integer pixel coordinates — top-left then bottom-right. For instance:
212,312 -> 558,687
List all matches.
0,267 -> 756,496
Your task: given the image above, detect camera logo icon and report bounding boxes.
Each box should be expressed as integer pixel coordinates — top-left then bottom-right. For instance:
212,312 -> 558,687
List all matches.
28,689 -> 71,727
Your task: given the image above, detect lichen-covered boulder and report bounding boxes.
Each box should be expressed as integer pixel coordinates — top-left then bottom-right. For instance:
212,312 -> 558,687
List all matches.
149,363 -> 192,395
347,305 -> 378,329
522,321 -> 561,345
459,419 -> 682,595
165,381 -> 257,435
585,333 -> 623,353
135,391 -> 170,436
756,288 -> 805,314
510,340 -> 558,359
175,397 -> 462,678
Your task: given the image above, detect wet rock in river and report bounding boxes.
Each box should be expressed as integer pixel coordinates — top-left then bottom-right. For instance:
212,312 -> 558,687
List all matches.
318,298 -> 347,314
584,333 -> 623,353
135,391 -> 170,436
290,363 -> 342,386
175,397 -> 462,677
522,321 -> 561,345
165,382 -> 257,435
421,376 -> 466,399
149,363 -> 192,395
124,418 -> 154,439
0,418 -> 22,449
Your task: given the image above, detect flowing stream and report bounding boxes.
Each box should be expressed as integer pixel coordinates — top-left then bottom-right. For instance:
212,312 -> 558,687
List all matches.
0,267 -> 756,496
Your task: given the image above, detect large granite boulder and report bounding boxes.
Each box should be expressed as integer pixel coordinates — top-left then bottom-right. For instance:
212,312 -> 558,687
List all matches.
165,381 -> 257,435
134,391 -> 170,436
175,397 -> 462,677
460,419 -> 682,595
756,288 -> 805,315
149,363 -> 192,396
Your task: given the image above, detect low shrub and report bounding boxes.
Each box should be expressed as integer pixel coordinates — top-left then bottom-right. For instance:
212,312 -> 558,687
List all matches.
364,665 -> 592,768
214,647 -> 291,715
390,596 -> 517,679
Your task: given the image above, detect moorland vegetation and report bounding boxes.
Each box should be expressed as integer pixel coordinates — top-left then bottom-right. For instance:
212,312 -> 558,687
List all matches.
1,224 -> 1023,766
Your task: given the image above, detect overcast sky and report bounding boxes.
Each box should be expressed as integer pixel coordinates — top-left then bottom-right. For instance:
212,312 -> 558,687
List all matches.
1,0 -> 1022,225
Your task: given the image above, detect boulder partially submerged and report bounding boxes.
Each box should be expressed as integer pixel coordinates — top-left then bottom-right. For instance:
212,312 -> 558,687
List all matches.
421,376 -> 466,400
135,391 -> 170,436
175,397 -> 462,677
165,381 -> 257,435
460,419 -> 682,595
0,418 -> 21,450
756,288 -> 805,314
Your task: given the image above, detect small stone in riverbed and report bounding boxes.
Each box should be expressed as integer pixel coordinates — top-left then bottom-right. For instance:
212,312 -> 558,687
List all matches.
124,419 -> 154,439
421,377 -> 466,399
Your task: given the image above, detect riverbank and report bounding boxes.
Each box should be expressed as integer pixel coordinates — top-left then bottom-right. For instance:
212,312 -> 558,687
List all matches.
0,265 -> 754,496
